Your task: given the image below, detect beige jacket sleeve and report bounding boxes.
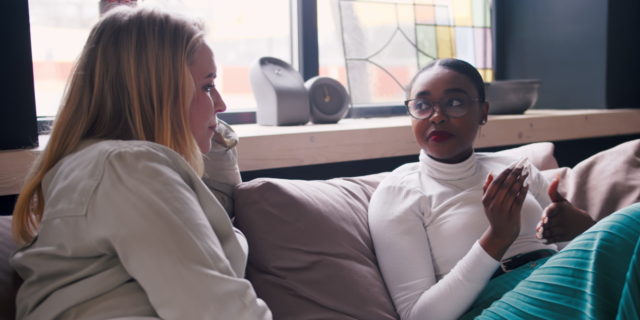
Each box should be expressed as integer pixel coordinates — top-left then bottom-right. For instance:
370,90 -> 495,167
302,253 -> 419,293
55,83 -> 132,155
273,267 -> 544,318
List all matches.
89,143 -> 271,319
202,119 -> 242,217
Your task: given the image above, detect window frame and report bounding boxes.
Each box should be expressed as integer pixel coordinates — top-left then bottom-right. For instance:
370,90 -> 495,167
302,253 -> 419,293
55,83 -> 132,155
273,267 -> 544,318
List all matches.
1,0 -> 39,149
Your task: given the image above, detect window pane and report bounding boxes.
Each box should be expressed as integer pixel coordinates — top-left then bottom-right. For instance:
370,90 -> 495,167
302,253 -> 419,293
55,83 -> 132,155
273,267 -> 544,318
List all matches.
318,0 -> 492,107
28,0 -> 99,118
29,0 -> 291,117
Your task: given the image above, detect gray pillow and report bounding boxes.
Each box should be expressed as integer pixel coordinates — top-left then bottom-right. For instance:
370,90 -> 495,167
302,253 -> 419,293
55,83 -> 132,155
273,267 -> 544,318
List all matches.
234,173 -> 400,320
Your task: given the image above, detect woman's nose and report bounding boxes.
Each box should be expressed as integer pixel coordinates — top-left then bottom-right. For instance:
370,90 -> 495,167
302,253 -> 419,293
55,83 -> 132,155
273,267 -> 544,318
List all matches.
430,106 -> 446,124
214,92 -> 227,113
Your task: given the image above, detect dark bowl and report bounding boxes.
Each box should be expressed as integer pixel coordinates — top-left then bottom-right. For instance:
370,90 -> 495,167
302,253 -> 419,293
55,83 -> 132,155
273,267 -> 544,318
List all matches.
484,79 -> 541,115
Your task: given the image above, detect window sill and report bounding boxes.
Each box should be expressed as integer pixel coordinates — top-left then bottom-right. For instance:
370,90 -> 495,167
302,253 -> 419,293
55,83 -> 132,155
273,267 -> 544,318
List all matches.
233,108 -> 640,171
1,108 -> 639,196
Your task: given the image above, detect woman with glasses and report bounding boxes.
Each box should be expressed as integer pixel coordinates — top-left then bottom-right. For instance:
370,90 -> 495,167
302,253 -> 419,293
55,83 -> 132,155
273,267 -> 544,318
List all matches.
368,58 -> 639,319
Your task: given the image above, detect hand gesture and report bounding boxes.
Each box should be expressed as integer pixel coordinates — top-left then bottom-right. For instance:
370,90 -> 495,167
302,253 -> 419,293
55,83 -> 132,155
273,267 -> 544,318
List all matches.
479,159 -> 530,260
536,176 -> 595,243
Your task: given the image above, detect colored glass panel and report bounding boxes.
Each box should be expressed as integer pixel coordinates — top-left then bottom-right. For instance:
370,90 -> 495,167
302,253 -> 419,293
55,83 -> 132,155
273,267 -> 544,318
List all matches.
474,27 -> 492,68
472,0 -> 491,27
479,68 -> 494,82
455,27 -> 475,64
452,0 -> 473,27
436,26 -> 454,57
417,25 -> 438,67
415,5 -> 436,24
435,5 -> 450,25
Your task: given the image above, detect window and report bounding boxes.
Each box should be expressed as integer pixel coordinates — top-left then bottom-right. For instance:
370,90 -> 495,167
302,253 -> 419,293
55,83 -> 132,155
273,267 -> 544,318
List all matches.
21,0 -> 494,135
28,0 -> 292,117
319,0 -> 493,109
28,0 -> 99,118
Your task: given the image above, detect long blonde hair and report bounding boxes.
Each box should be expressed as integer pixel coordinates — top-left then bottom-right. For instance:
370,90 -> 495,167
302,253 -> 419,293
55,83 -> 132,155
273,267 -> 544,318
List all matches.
13,6 -> 206,244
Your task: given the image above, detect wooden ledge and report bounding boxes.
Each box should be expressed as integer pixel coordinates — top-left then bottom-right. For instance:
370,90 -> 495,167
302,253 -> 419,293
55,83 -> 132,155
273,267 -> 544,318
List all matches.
234,109 -> 640,171
1,109 -> 639,196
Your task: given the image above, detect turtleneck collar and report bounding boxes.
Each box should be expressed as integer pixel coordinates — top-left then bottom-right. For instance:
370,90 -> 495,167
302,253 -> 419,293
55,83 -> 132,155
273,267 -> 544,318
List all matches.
419,149 -> 477,181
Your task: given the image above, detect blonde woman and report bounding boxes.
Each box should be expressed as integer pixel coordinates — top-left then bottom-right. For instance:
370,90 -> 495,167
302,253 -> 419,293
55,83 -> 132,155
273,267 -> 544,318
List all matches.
11,6 -> 271,319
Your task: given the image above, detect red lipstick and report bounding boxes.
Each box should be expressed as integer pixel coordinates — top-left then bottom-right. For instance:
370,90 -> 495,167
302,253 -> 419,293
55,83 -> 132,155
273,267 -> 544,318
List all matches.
428,130 -> 453,142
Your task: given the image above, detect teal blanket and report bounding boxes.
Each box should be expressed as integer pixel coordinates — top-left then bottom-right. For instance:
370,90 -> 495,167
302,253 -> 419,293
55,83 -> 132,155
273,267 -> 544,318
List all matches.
463,202 -> 640,320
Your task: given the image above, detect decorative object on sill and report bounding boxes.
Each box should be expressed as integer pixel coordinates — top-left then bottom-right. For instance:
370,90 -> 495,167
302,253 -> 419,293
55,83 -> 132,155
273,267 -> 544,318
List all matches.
99,0 -> 138,16
485,79 -> 541,115
305,76 -> 351,124
249,57 -> 310,126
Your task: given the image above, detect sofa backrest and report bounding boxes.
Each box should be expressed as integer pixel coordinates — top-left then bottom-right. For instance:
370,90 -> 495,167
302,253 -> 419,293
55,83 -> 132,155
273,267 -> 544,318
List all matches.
0,215 -> 20,320
1,140 -> 638,319
232,140 -> 640,319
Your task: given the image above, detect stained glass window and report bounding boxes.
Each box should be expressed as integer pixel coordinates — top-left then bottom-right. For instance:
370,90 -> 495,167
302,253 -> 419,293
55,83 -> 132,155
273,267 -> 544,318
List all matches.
330,0 -> 493,105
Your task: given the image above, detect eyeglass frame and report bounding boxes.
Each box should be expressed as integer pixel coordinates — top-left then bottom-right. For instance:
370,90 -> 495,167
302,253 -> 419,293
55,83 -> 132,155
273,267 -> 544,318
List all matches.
404,97 -> 482,120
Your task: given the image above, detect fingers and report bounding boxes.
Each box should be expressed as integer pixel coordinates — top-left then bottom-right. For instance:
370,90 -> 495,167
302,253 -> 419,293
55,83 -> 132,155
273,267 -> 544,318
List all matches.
482,159 -> 530,218
537,204 -> 571,242
547,174 -> 567,203
537,201 -> 595,243
491,163 -> 529,208
483,173 -> 494,194
483,167 -> 511,200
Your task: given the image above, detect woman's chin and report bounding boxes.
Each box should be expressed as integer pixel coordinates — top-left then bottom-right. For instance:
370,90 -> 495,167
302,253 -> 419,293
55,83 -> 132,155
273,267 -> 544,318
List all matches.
198,142 -> 212,154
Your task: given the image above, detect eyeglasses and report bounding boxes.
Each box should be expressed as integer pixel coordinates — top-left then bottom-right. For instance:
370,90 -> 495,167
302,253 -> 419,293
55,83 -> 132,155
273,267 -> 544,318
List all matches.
404,97 -> 480,120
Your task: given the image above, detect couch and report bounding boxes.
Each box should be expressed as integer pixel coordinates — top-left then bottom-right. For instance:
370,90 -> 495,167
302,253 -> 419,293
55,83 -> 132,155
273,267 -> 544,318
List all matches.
1,140 -> 639,320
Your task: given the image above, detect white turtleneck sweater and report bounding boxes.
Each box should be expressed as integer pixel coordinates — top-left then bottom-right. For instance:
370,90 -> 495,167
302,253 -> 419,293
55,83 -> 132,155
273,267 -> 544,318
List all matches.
368,151 -> 557,320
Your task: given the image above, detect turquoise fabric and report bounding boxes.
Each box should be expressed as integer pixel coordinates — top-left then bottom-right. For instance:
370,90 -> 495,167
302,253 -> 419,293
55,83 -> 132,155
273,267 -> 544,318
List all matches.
460,256 -> 553,319
464,202 -> 640,320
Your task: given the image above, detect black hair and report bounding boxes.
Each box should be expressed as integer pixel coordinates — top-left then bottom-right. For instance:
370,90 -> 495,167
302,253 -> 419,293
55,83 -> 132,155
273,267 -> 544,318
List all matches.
406,58 -> 485,102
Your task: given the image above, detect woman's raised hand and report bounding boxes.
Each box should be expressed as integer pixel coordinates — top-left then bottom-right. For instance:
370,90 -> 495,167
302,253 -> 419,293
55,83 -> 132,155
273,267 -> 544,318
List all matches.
536,176 -> 595,243
479,159 -> 530,260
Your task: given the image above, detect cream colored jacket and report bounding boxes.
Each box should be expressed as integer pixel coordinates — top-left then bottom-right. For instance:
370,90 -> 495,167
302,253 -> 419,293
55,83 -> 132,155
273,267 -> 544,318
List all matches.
11,135 -> 271,319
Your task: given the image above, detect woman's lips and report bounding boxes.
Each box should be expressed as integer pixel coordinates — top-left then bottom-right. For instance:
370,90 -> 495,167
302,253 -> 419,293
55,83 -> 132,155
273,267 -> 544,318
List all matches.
428,130 -> 453,142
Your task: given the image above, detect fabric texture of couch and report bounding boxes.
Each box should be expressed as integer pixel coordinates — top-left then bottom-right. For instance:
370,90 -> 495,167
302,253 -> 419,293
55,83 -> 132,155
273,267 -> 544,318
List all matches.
233,140 -> 640,320
1,140 -> 639,320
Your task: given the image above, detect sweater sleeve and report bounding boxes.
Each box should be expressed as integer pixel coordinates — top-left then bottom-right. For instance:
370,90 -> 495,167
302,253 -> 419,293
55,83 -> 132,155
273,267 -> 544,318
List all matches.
369,182 -> 498,320
528,165 -> 552,215
89,144 -> 271,320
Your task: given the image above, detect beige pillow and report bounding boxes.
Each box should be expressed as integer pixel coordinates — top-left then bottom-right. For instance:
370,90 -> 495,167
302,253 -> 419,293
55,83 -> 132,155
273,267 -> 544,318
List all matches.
542,139 -> 640,221
495,141 -> 559,171
234,173 -> 399,320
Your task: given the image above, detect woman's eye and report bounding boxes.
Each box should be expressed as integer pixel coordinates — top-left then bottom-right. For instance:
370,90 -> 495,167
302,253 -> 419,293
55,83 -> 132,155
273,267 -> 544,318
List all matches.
203,84 -> 215,93
446,98 -> 463,107
416,100 -> 431,110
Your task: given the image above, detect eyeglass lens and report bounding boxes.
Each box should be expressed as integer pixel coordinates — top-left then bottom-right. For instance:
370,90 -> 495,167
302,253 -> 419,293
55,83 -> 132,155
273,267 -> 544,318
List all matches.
406,97 -> 470,119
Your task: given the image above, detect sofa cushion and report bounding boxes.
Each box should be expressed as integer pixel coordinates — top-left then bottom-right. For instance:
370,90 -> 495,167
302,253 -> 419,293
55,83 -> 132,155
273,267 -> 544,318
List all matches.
234,173 -> 398,320
494,142 -> 558,171
0,215 -> 20,320
542,139 -> 640,221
